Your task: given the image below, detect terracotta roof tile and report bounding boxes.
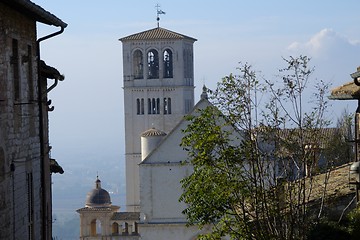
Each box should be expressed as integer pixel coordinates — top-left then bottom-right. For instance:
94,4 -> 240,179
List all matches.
141,128 -> 167,137
120,27 -> 197,42
329,81 -> 360,100
111,212 -> 140,221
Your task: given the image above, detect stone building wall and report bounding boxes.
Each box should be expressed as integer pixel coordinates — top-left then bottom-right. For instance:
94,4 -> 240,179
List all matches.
0,3 -> 44,239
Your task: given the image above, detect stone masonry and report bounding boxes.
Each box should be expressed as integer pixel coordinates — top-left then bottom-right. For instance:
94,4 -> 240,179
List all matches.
0,1 -> 66,239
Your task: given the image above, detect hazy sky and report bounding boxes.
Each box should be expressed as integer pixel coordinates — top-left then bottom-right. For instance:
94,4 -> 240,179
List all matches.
33,0 -> 360,180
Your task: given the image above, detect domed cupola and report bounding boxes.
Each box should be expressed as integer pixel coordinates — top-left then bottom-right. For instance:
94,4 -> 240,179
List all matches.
85,177 -> 111,207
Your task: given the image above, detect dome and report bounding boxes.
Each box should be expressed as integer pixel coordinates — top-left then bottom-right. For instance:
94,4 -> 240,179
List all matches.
85,177 -> 111,207
141,127 -> 166,137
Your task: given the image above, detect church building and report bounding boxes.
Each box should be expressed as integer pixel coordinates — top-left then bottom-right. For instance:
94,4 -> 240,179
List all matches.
119,26 -> 197,213
77,177 -> 140,239
77,25 -> 211,239
119,25 -> 211,239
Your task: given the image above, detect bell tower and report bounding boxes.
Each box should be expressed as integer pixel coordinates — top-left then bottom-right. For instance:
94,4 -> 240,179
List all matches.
120,27 -> 197,212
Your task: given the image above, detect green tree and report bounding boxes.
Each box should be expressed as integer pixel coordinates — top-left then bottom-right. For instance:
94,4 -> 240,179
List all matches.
180,56 -> 343,239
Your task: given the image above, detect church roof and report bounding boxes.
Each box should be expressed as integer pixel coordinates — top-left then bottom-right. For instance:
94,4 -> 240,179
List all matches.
139,96 -> 212,165
76,207 -> 114,212
329,81 -> 360,100
141,128 -> 167,137
329,67 -> 360,100
119,27 -> 197,42
111,212 -> 140,221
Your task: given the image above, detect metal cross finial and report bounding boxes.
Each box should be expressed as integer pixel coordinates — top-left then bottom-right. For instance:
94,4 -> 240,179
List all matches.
155,4 -> 166,27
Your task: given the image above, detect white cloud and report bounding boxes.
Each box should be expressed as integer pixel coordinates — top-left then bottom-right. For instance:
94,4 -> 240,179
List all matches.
286,28 -> 360,94
286,29 -> 360,121
287,28 -> 359,58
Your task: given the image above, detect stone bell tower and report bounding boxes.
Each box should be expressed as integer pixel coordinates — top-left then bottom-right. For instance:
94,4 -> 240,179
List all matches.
119,27 -> 197,212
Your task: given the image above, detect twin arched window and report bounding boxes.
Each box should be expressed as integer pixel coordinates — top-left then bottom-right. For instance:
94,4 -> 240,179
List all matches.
136,97 -> 171,115
136,98 -> 144,115
133,49 -> 173,79
148,98 -> 160,114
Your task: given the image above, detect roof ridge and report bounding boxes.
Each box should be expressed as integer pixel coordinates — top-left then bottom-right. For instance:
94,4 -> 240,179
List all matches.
120,27 -> 197,42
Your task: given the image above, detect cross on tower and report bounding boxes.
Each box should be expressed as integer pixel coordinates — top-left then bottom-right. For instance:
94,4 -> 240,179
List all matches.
155,4 -> 166,27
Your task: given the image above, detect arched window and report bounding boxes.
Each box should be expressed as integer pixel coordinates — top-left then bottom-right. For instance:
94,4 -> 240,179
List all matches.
90,219 -> 96,236
112,222 -> 119,235
164,98 -> 172,114
156,98 -> 160,114
96,219 -> 102,235
90,219 -> 102,236
136,98 -> 144,115
148,98 -> 160,115
151,98 -> 156,114
148,98 -> 152,114
163,49 -> 173,78
136,99 -> 140,115
147,49 -> 159,79
134,222 -> 138,234
123,222 -> 129,235
168,98 -> 171,114
133,50 -> 143,79
140,98 -> 144,115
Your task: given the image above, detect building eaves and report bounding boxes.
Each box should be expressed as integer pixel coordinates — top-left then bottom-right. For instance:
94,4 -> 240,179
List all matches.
120,27 -> 197,42
1,0 -> 67,28
76,207 -> 113,212
111,212 -> 140,221
329,81 -> 360,100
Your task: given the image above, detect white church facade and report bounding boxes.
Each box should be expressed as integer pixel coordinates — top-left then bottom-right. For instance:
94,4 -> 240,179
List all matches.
138,95 -> 212,239
120,27 -> 197,213
120,26 -> 211,239
77,26 -> 211,239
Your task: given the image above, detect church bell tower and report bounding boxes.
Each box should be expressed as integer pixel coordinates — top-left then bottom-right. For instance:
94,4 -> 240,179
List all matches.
119,27 -> 197,212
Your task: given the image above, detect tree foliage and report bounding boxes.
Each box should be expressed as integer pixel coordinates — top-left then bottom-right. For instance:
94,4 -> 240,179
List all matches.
180,56 -> 351,239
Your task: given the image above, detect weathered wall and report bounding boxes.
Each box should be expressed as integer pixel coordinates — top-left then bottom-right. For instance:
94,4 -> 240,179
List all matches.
0,3 -> 45,239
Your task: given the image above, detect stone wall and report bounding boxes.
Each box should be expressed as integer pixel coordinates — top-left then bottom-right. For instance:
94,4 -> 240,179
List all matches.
0,3 -> 45,239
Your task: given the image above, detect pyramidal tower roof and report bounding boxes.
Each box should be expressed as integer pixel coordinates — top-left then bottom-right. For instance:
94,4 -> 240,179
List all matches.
119,27 -> 197,42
